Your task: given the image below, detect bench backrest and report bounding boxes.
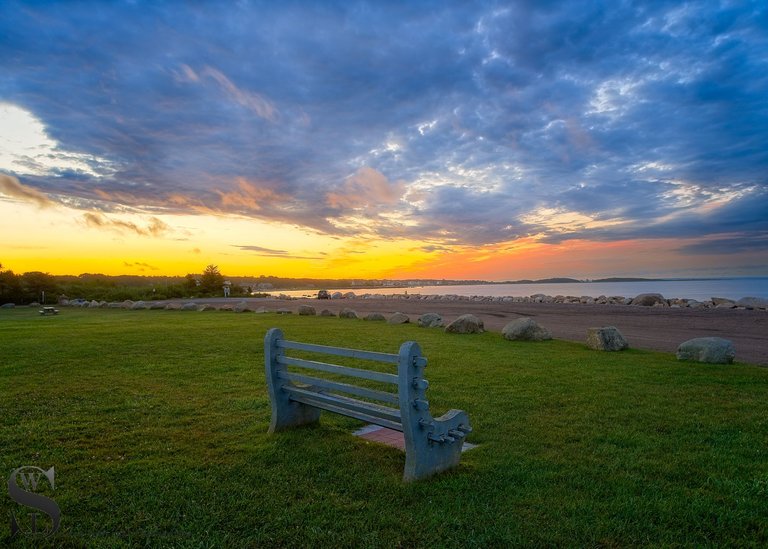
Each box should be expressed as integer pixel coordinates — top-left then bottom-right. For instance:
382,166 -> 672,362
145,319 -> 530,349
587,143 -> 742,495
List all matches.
265,328 -> 472,481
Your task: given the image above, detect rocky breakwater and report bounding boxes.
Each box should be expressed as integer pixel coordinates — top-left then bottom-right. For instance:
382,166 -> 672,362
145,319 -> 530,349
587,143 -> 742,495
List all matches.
297,291 -> 768,311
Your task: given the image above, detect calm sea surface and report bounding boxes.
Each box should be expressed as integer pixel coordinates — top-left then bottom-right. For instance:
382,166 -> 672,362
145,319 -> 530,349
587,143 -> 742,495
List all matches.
280,278 -> 768,301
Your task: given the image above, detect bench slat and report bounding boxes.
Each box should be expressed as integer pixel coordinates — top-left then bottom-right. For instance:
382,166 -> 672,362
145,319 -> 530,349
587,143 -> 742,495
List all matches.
277,355 -> 398,385
285,392 -> 404,432
278,340 -> 399,364
283,385 -> 401,423
279,371 -> 399,404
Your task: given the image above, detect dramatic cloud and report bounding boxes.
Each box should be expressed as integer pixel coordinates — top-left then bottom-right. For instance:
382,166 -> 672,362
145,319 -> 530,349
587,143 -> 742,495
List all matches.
123,261 -> 160,271
326,167 -> 405,210
82,212 -> 170,237
233,245 -> 323,260
1,1 -> 766,267
0,173 -> 54,208
234,245 -> 290,256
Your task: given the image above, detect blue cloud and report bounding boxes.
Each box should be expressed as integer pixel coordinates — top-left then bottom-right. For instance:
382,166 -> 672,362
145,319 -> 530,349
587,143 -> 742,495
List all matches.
1,0 -> 766,264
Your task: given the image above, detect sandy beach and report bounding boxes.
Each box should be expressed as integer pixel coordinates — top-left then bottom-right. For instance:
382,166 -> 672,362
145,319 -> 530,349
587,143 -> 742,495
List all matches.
239,297 -> 768,366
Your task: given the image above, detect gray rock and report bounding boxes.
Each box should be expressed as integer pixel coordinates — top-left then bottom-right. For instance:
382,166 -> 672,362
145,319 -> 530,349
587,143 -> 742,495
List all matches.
121,300 -> 134,309
319,309 -> 335,317
364,312 -> 386,321
711,297 -> 735,306
677,337 -> 735,364
387,312 -> 409,324
131,301 -> 147,310
89,300 -> 100,308
445,314 -> 484,334
736,297 -> 768,310
502,318 -> 552,341
1,303 -> 15,309
631,293 -> 666,306
149,302 -> 165,310
254,306 -> 268,313
198,304 -> 217,311
343,292 -> 356,299
233,301 -> 252,313
181,302 -> 199,311
164,302 -> 182,310
339,308 -> 358,319
586,326 -> 629,351
417,313 -> 444,328
331,292 -> 343,299
298,305 -> 316,315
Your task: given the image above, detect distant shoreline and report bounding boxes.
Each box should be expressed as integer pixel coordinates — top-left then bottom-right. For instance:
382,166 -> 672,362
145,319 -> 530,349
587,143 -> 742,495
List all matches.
276,277 -> 768,303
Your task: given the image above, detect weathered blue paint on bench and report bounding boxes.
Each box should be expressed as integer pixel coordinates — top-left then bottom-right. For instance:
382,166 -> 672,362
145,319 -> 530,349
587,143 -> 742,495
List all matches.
265,327 -> 472,481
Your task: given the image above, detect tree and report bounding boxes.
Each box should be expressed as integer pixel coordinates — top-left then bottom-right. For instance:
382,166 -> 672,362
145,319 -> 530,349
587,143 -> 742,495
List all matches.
184,273 -> 199,292
0,266 -> 22,304
21,271 -> 59,303
200,264 -> 224,295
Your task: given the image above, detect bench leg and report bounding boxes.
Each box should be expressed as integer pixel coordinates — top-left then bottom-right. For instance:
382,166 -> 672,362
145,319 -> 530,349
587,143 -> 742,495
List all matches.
403,410 -> 469,482
265,328 -> 321,433
268,394 -> 321,433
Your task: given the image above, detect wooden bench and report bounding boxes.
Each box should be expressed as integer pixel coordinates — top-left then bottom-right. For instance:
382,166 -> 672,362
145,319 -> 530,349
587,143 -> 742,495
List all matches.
39,307 -> 59,315
265,328 -> 472,481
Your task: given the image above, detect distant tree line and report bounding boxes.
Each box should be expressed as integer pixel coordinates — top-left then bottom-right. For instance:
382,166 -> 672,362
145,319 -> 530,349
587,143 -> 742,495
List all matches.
0,263 -> 249,305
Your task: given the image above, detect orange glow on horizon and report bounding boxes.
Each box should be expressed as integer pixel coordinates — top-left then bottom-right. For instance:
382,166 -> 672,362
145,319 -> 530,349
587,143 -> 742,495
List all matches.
2,195 -> 762,281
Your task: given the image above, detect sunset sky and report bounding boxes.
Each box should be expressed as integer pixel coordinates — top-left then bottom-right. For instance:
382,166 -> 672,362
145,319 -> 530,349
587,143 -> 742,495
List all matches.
1,1 -> 766,280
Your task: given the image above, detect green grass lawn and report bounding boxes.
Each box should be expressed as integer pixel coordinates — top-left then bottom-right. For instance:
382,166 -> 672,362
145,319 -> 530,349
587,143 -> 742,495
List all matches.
1,308 -> 767,547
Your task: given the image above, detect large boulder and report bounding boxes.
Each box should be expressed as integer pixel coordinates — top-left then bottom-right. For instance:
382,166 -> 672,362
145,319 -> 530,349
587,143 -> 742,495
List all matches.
417,313 -> 444,328
131,301 -> 147,310
339,308 -> 358,319
233,301 -> 252,313
736,297 -> 768,310
319,309 -> 335,317
364,312 -> 386,321
502,318 -> 552,341
676,337 -> 735,364
88,300 -> 100,308
586,326 -> 629,351
711,297 -> 735,306
121,300 -> 135,309
387,312 -> 409,325
445,314 -> 484,334
631,293 -> 666,307
181,302 -> 199,311
298,305 -> 316,316
198,304 -> 217,311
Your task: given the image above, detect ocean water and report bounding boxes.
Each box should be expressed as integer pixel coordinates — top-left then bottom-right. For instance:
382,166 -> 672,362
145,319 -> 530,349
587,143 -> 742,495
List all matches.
280,277 -> 768,302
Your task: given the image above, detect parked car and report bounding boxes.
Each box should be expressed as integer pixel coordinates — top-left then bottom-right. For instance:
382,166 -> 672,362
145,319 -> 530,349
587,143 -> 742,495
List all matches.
317,290 -> 330,299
